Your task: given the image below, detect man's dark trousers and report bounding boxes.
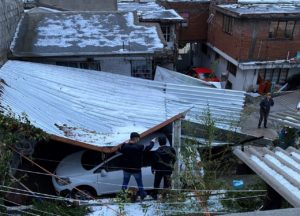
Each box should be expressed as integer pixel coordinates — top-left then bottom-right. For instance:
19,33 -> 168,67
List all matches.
153,171 -> 171,199
258,109 -> 269,128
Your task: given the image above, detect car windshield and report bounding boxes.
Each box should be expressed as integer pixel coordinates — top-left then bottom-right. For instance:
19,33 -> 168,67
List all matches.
81,150 -> 106,170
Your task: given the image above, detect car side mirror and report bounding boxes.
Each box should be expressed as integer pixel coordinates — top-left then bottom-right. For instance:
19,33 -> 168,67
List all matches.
101,169 -> 107,177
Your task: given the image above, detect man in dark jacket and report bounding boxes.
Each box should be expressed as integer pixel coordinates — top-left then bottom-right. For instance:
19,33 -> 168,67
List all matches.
258,93 -> 274,128
151,136 -> 176,200
119,132 -> 154,200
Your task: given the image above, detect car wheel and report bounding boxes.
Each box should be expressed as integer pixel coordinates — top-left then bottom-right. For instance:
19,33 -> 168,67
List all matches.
71,187 -> 96,200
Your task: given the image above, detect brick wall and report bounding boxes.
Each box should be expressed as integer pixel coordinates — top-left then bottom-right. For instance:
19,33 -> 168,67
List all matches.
0,0 -> 23,66
160,1 -> 210,43
208,11 -> 300,62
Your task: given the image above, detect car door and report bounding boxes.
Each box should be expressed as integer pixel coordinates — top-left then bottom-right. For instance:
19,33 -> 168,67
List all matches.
95,154 -> 128,195
141,151 -> 155,190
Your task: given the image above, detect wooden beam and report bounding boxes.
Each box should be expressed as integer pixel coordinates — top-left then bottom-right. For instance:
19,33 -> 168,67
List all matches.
50,112 -> 185,153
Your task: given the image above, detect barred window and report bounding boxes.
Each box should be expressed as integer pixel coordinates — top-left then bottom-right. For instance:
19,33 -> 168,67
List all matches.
269,21 -> 295,39
223,15 -> 234,34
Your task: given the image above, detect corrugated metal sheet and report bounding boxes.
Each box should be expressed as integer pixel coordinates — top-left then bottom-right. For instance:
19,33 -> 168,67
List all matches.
154,66 -> 217,88
0,61 -> 245,147
269,111 -> 300,129
234,146 -> 300,207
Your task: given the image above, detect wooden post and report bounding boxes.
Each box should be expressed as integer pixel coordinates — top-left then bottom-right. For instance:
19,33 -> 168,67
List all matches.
172,119 -> 181,189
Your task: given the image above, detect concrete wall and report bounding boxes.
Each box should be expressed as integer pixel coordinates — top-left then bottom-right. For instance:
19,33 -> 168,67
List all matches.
208,11 -> 300,62
37,0 -> 117,11
0,0 -> 23,66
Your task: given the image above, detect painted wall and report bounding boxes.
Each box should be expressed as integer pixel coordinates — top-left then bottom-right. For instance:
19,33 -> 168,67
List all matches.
0,0 -> 23,66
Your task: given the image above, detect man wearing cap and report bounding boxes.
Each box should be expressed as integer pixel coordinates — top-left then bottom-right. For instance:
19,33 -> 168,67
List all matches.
119,132 -> 154,200
258,93 -> 274,128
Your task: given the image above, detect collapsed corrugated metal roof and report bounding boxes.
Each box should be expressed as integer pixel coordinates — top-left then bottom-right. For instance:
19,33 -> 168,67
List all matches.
154,66 -> 221,88
0,61 -> 245,148
234,146 -> 300,207
10,11 -> 165,57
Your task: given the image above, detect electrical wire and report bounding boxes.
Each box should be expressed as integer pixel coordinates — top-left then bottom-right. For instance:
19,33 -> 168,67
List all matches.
0,185 -> 267,206
0,202 -> 39,216
9,147 -> 121,215
0,197 -> 59,216
9,168 -> 268,193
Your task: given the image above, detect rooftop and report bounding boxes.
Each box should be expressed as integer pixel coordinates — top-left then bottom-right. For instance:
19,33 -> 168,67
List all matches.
217,3 -> 300,17
118,2 -> 183,22
10,11 -> 165,57
0,61 -> 245,149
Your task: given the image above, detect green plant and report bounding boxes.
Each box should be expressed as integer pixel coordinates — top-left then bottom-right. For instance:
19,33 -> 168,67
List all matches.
221,181 -> 267,213
29,200 -> 90,215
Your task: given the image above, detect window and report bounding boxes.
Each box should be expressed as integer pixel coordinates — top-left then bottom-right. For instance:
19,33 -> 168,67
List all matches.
223,15 -> 234,34
105,155 -> 124,172
227,61 -> 237,76
81,151 -> 105,170
131,60 -> 152,79
269,21 -> 295,39
258,68 -> 289,84
56,61 -> 101,71
180,12 -> 189,27
225,80 -> 232,89
201,44 -> 208,55
161,25 -> 171,42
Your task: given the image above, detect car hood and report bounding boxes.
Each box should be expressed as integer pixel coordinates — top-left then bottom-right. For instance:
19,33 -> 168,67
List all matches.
55,151 -> 88,177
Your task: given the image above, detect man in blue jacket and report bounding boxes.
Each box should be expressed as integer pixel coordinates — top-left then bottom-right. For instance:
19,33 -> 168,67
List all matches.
258,93 -> 274,128
119,132 -> 154,200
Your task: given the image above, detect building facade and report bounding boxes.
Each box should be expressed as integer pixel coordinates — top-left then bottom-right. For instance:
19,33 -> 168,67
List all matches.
163,0 -> 300,92
0,0 -> 23,66
205,3 -> 300,91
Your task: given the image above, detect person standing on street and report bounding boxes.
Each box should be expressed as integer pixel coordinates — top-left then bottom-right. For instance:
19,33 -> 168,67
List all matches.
119,132 -> 154,200
258,92 -> 274,128
151,136 -> 176,200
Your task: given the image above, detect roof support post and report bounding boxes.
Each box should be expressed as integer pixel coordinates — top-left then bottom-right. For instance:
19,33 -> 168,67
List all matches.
172,118 -> 181,190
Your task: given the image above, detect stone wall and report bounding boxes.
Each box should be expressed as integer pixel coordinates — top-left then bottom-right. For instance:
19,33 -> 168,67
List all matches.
0,0 -> 23,66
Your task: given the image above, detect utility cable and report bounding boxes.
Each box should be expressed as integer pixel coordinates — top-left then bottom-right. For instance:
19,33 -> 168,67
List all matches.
8,168 -> 268,193
0,202 -> 39,216
0,197 -> 59,216
9,147 -> 120,215
0,186 -> 267,206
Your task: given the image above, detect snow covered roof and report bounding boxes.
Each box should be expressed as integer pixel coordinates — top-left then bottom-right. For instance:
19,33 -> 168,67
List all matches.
0,61 -> 245,149
217,3 -> 300,16
26,7 -> 62,13
118,2 -> 183,22
10,12 -> 165,57
234,146 -> 300,207
238,0 -> 300,4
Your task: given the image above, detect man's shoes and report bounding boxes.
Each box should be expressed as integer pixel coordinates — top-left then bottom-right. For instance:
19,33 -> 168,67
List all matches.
258,126 -> 261,128
264,126 -> 267,128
